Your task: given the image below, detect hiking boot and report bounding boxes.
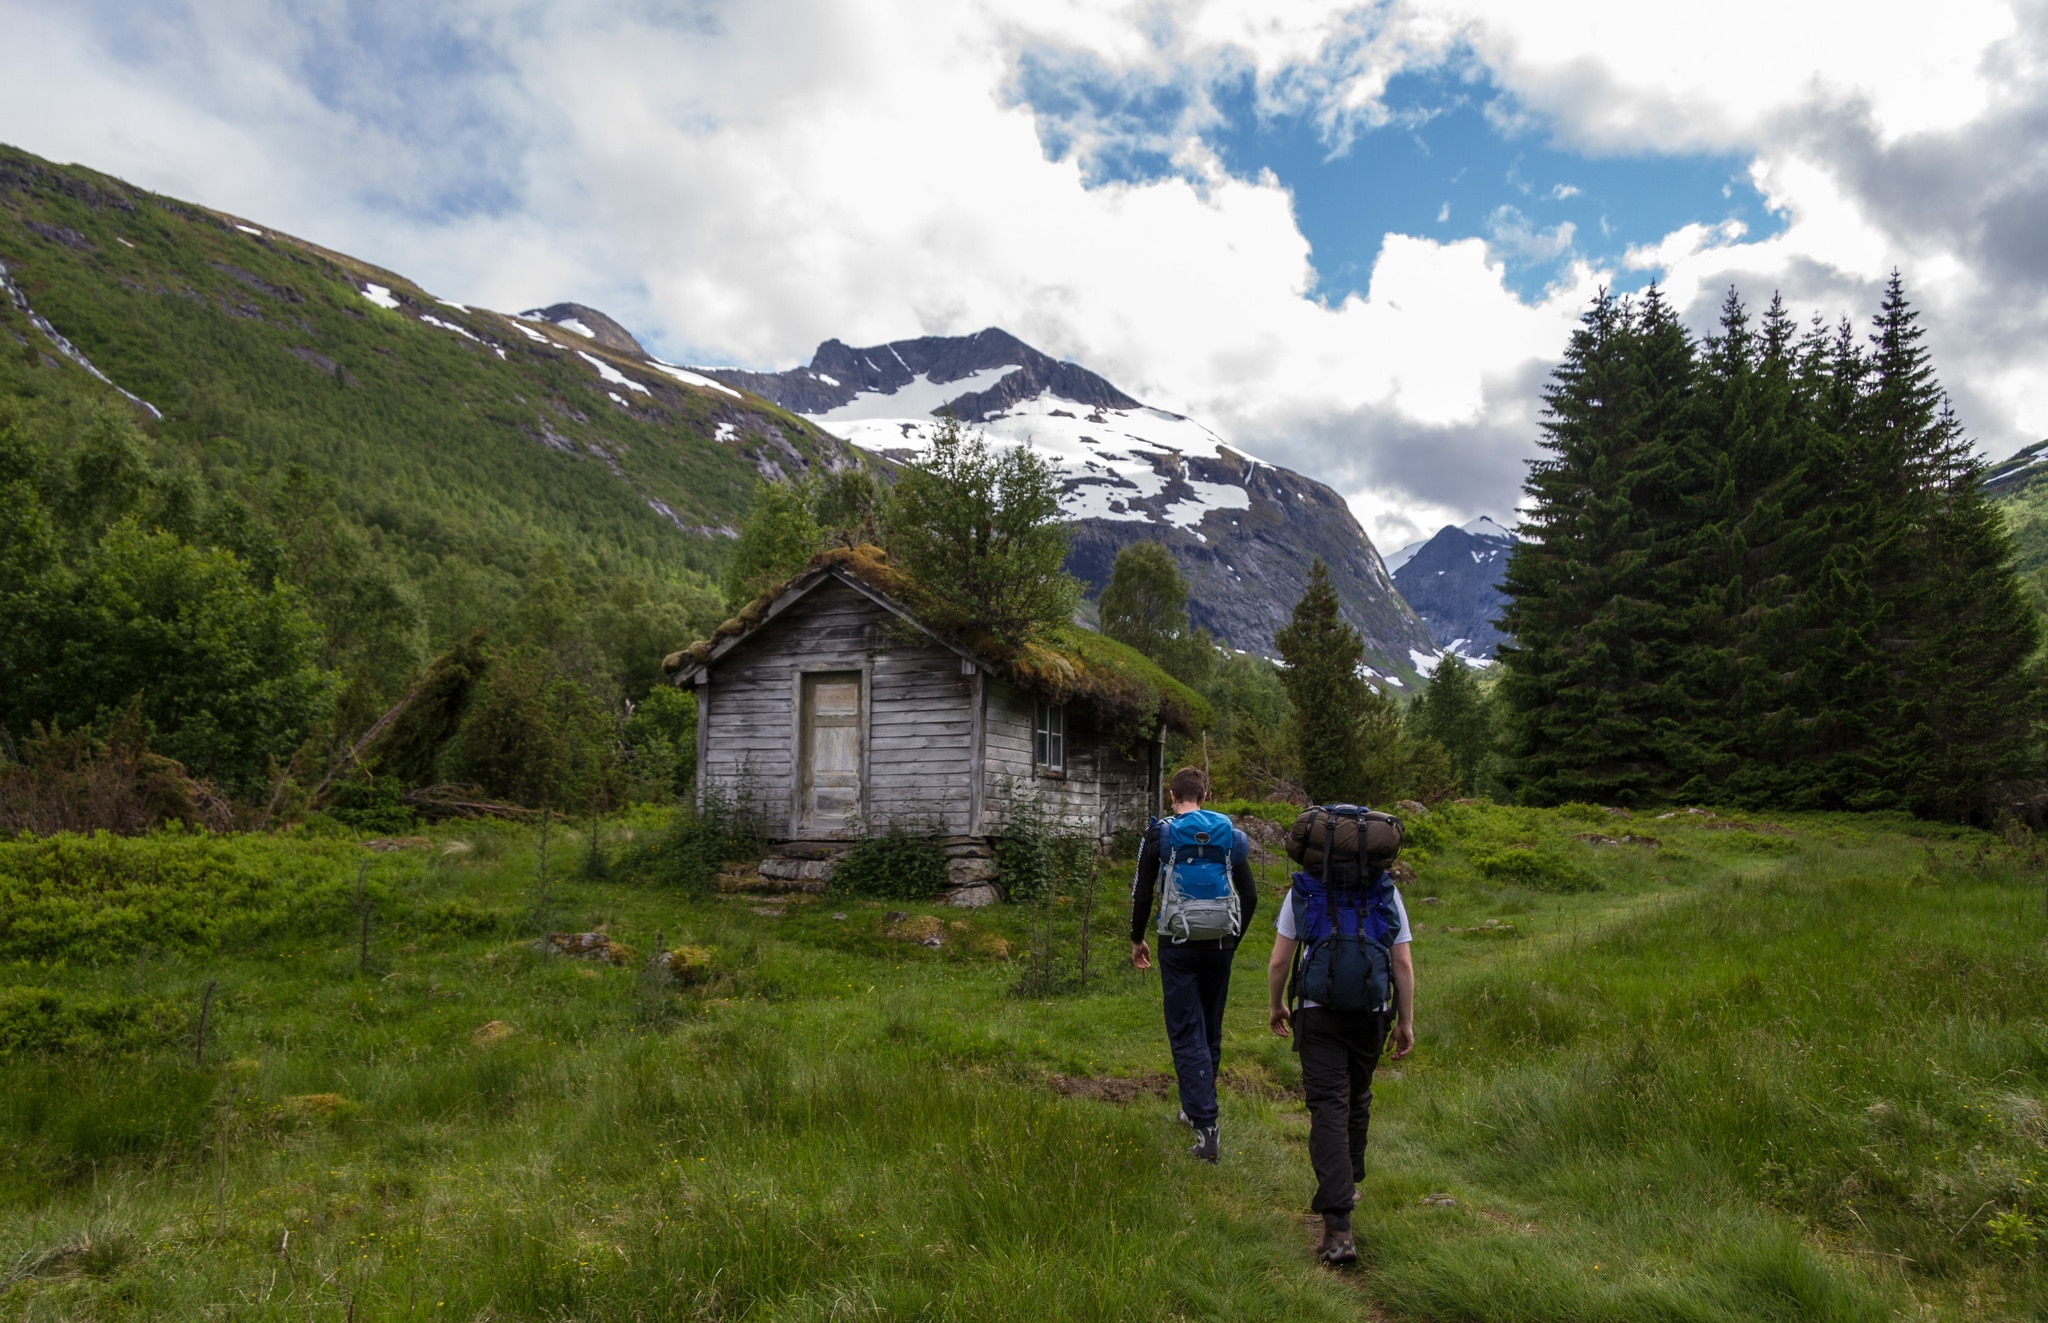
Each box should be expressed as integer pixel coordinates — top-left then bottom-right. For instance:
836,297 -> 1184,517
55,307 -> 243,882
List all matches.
1176,1109 -> 1194,1130
1189,1124 -> 1219,1163
1316,1221 -> 1357,1267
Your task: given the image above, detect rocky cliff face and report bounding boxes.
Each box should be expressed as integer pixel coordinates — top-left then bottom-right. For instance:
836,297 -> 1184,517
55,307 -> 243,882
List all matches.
702,330 -> 1439,681
1386,517 -> 1517,660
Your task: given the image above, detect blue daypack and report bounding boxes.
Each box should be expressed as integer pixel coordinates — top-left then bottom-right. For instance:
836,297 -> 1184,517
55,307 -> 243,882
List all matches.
1154,808 -> 1242,943
1287,867 -> 1401,1014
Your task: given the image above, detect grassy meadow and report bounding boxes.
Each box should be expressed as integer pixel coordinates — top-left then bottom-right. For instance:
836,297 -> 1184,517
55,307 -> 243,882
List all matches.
2,804 -> 2046,1320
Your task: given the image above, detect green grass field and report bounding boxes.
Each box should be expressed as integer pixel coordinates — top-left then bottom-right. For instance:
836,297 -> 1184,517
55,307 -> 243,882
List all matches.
3,804 -> 2046,1320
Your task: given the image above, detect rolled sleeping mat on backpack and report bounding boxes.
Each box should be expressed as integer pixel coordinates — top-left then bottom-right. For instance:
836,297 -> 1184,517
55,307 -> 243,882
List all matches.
1284,805 -> 1404,873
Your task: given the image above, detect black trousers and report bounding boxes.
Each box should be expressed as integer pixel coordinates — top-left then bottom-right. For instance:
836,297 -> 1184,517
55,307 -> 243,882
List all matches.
1294,1006 -> 1390,1226
1159,941 -> 1234,1128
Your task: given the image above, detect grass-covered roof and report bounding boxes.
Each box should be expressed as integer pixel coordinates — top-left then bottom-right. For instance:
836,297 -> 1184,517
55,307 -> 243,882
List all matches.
665,546 -> 1212,737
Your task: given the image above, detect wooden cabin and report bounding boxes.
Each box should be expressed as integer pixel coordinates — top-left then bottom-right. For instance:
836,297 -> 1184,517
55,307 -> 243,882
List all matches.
663,550 -> 1203,904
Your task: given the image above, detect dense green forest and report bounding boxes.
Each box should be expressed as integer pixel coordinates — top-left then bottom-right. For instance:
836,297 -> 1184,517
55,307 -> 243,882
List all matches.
1496,277 -> 2042,820
0,143 -> 869,818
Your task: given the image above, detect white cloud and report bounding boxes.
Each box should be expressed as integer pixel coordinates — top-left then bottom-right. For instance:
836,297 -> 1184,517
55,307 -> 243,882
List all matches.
0,0 -> 2041,553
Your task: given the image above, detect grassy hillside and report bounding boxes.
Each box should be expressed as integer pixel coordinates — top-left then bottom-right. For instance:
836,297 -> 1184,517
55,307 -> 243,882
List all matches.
0,143 -> 850,646
4,805 -> 2044,1319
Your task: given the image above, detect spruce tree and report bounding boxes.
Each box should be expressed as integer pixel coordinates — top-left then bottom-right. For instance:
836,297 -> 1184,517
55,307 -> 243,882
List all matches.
1273,559 -> 1368,803
1497,287 -> 1696,805
1408,653 -> 1493,793
1862,276 -> 2042,816
1502,272 -> 2042,819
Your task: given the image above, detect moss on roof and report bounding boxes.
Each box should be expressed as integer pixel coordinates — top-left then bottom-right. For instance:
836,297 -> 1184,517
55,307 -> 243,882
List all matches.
664,545 -> 1212,736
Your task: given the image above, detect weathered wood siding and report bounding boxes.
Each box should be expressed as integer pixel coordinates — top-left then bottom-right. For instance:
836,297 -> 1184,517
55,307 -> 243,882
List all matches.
697,581 -> 977,837
979,678 -> 1156,845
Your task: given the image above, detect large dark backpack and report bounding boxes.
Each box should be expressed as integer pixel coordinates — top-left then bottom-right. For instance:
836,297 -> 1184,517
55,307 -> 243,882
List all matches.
1284,804 -> 1404,1014
1284,804 -> 1403,880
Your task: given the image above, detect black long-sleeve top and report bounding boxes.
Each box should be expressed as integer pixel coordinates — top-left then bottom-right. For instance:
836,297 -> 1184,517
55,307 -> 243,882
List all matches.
1128,816 -> 1258,947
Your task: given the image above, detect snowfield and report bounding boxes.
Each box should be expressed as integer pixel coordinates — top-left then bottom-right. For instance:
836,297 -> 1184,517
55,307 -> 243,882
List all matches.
808,372 -> 1265,535
579,351 -> 650,395
648,362 -> 741,398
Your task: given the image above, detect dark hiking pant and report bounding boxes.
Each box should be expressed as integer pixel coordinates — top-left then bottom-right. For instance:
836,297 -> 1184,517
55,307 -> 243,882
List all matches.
1159,941 -> 1234,1128
1294,1006 -> 1390,1227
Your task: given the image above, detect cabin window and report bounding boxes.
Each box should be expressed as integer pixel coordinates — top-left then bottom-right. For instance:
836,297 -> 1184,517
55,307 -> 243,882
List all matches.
1034,700 -> 1065,772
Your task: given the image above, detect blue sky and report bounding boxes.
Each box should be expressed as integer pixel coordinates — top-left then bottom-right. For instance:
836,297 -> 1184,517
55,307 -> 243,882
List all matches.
1016,57 -> 1787,304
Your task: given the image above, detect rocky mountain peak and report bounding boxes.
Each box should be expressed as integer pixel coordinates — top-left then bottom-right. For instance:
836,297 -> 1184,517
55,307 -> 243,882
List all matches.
693,327 -> 1437,679
519,302 -> 647,357
1389,518 -> 1518,660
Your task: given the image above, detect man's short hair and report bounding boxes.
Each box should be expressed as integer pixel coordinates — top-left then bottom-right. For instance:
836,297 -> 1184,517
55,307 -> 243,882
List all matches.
1169,766 -> 1209,805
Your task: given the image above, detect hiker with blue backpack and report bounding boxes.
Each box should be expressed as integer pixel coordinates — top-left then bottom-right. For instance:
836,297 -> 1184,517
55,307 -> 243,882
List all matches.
1268,804 -> 1415,1267
1128,766 -> 1257,1164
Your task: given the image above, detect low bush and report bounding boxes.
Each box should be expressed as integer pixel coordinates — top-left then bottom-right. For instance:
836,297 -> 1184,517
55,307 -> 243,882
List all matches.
0,986 -> 182,1055
1474,845 -> 1599,893
619,793 -> 764,895
0,828 -> 364,960
828,827 -> 947,901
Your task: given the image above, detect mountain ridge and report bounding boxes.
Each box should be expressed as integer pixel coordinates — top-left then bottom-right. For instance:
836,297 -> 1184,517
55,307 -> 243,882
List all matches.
0,141 -> 869,671
697,331 -> 1440,680
1389,517 -> 1517,660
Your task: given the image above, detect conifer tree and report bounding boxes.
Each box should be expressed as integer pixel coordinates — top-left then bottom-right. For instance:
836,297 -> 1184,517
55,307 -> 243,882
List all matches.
1861,276 -> 2041,815
1670,290 -> 1820,803
1503,273 -> 2042,819
1273,559 -> 1367,803
1497,287 -> 1696,805
1407,653 -> 1493,793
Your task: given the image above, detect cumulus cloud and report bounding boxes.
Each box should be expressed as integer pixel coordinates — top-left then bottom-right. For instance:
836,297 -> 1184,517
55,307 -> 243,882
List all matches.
0,0 -> 2041,547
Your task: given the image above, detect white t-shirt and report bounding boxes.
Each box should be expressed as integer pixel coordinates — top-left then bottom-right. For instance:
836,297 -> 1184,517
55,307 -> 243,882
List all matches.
1276,884 -> 1411,1011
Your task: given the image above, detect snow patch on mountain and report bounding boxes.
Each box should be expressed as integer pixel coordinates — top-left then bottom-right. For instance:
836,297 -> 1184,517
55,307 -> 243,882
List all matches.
813,380 -> 1262,535
647,361 -> 741,398
579,350 -> 649,395
1391,518 -> 1519,660
813,368 -> 1013,428
360,283 -> 399,310
411,315 -> 499,360
687,327 -> 1435,669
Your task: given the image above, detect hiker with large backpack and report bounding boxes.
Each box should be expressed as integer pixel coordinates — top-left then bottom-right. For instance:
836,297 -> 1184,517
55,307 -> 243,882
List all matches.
1129,766 -> 1257,1163
1268,803 -> 1416,1267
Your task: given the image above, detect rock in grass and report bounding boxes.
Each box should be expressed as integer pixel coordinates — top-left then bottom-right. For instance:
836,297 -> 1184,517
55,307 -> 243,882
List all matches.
535,932 -> 636,965
884,914 -> 944,946
645,946 -> 715,986
942,883 -> 1000,908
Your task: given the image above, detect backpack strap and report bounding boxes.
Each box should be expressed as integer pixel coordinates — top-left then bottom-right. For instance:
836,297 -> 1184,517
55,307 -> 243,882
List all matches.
1319,807 -> 1332,889
1285,887 -> 1306,1013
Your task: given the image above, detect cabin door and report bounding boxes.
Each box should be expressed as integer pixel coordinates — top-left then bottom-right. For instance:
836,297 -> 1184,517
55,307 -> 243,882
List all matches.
799,671 -> 863,837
